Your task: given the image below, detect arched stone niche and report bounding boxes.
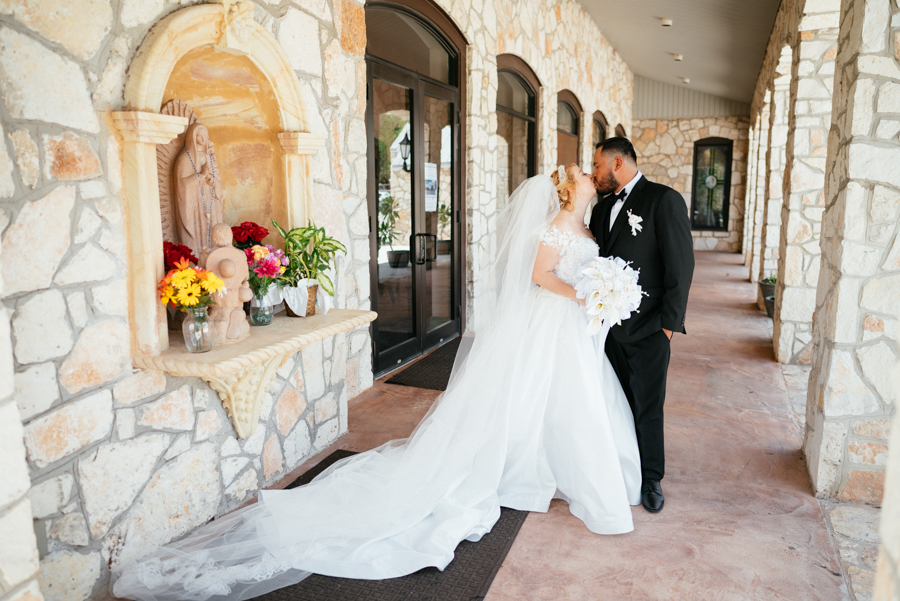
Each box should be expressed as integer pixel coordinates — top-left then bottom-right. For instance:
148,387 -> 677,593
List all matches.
111,0 -> 375,437
113,0 -> 326,357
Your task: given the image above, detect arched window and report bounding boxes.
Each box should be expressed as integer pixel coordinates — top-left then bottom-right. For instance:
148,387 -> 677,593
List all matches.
614,123 -> 626,138
497,54 -> 539,197
691,137 -> 733,231
592,111 -> 608,148
557,90 -> 582,167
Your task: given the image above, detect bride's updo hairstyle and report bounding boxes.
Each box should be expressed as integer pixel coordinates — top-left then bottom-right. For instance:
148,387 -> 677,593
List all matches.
551,163 -> 577,212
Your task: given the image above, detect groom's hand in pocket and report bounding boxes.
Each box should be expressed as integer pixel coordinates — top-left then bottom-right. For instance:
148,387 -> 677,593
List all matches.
662,328 -> 673,340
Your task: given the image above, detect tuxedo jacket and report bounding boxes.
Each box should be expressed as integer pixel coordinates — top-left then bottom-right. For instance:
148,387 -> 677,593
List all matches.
589,176 -> 694,343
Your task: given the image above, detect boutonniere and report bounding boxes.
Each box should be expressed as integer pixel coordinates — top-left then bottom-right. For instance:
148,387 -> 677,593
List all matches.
627,210 -> 643,236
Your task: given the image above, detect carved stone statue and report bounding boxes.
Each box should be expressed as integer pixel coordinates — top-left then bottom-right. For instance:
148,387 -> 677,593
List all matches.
206,224 -> 252,345
174,122 -> 224,265
157,100 -> 225,266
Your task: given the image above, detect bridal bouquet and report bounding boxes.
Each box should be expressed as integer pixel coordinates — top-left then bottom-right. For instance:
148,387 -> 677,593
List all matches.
574,256 -> 646,335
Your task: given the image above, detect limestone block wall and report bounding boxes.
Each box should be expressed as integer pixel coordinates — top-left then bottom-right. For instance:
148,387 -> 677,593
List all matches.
749,99 -> 772,283
743,119 -> 760,259
465,0 -> 633,326
773,0 -> 840,365
759,49 -> 793,294
0,1 -> 373,598
746,0 -> 805,284
803,0 -> 900,504
631,116 -> 750,252
0,237 -> 44,601
875,365 -> 900,597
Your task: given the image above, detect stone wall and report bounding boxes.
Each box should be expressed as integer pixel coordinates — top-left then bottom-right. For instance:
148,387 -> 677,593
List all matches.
773,0 -> 840,365
875,365 -> 900,597
746,0 -> 805,283
0,1 -> 373,598
0,233 -> 44,601
467,0 -> 633,325
802,0 -> 900,503
632,116 -> 750,252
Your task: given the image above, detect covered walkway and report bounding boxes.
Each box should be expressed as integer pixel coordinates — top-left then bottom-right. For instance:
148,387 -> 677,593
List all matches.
287,252 -> 856,599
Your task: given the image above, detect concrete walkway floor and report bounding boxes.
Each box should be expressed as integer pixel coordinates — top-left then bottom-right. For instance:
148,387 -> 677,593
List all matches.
279,251 -> 849,600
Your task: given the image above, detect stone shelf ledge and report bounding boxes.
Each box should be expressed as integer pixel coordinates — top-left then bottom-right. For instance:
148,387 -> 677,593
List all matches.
133,309 -> 376,438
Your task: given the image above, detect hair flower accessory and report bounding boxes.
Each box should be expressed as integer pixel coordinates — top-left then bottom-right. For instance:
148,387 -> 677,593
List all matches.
557,165 -> 566,182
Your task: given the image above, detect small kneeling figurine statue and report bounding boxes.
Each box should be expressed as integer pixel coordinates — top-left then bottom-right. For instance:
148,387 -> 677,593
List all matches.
205,224 -> 253,345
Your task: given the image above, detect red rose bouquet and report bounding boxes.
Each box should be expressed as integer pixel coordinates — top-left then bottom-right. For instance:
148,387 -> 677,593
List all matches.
231,221 -> 269,250
163,241 -> 198,271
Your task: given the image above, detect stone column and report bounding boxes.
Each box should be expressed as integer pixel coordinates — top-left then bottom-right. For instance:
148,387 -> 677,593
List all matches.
773,1 -> 840,364
110,111 -> 188,357
278,132 -> 327,229
743,120 -> 760,262
750,97 -> 772,283
758,48 -> 794,308
803,0 -> 900,503
0,224 -> 44,601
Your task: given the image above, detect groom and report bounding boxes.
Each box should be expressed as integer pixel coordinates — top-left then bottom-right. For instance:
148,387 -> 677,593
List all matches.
589,137 -> 694,513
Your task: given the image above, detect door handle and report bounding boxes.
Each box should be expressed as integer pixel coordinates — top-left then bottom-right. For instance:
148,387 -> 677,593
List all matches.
425,234 -> 437,263
414,233 -> 437,264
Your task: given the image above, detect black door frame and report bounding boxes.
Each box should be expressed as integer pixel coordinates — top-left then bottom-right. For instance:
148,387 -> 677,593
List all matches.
366,58 -> 462,376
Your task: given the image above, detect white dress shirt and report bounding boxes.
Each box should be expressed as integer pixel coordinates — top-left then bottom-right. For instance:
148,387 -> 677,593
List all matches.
608,170 -> 643,231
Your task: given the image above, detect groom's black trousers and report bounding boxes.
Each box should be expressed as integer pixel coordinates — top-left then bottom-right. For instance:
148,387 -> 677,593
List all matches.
605,330 -> 671,482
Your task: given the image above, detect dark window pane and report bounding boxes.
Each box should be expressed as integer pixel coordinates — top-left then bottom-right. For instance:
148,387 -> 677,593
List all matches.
497,71 -> 532,116
366,7 -> 451,84
691,144 -> 731,230
592,119 -> 606,147
497,111 -> 532,199
557,131 -> 578,167
557,102 -> 577,135
373,78 -> 415,350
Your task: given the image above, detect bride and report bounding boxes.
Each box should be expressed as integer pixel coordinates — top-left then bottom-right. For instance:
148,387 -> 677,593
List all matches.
112,165 -> 642,601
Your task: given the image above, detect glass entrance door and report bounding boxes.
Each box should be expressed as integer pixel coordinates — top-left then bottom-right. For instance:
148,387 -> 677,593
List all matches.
367,62 -> 460,376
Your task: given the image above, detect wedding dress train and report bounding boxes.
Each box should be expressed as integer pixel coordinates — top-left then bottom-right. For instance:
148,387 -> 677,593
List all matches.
112,177 -> 641,601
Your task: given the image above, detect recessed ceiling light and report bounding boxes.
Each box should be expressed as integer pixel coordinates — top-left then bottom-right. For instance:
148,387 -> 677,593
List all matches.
660,18 -> 673,27
681,77 -> 690,84
673,54 -> 683,61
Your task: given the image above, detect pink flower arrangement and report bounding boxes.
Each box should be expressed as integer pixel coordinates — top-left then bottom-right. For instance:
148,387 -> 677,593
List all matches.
245,244 -> 287,297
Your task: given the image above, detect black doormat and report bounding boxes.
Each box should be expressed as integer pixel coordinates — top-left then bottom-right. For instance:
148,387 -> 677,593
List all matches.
257,449 -> 528,601
385,337 -> 462,391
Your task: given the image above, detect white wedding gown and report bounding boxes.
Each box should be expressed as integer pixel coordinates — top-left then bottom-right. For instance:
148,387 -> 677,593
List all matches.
112,177 -> 641,601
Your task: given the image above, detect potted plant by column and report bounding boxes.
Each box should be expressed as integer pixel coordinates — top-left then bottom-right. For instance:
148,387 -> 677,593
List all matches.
759,275 -> 776,318
271,219 -> 346,317
379,195 -> 408,268
158,258 -> 225,352
437,202 -> 452,255
244,244 -> 287,325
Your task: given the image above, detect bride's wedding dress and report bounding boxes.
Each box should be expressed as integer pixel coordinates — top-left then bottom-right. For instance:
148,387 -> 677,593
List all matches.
112,177 -> 641,601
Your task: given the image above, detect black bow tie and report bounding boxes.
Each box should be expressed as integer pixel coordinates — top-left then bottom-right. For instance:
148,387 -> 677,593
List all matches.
608,190 -> 627,203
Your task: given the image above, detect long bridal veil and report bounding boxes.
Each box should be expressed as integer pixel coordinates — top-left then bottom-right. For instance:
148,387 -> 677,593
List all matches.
112,177 -> 562,601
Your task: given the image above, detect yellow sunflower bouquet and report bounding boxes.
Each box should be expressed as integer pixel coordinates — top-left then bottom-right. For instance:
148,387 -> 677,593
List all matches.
158,258 -> 225,310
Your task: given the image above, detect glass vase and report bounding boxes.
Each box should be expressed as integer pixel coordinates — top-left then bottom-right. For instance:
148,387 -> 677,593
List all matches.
250,292 -> 274,326
182,306 -> 213,353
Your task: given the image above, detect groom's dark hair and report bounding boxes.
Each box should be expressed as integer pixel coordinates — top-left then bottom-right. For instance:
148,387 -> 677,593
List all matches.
595,137 -> 637,164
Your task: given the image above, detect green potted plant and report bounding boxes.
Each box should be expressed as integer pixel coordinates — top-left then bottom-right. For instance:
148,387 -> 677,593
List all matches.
271,219 -> 346,317
437,202 -> 452,255
759,274 -> 776,318
379,195 -> 408,268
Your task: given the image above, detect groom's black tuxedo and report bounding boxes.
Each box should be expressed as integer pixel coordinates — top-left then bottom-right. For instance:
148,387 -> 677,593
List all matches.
590,176 -> 694,342
589,175 -> 694,483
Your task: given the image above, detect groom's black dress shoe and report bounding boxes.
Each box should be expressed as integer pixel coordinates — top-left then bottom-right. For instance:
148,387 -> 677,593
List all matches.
641,480 -> 664,513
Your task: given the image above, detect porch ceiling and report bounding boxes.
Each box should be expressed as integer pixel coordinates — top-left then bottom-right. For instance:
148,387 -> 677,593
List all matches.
579,0 -> 782,103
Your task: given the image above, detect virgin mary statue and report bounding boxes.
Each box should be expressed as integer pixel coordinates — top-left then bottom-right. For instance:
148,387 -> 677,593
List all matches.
174,122 -> 224,264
